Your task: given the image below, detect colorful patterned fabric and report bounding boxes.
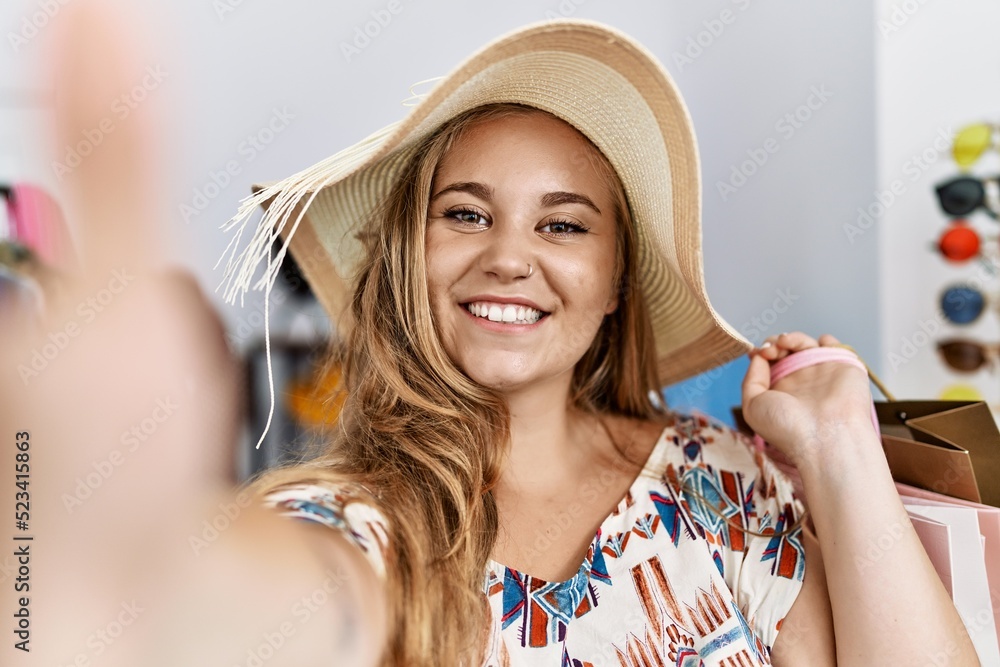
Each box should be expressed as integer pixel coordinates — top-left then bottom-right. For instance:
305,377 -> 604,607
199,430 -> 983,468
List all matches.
263,411 -> 806,666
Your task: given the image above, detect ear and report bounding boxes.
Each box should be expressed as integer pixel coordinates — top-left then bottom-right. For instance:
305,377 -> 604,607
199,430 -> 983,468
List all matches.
604,293 -> 619,315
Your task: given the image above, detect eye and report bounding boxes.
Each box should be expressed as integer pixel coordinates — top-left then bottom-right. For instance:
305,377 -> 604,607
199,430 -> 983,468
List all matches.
540,219 -> 591,237
444,207 -> 489,227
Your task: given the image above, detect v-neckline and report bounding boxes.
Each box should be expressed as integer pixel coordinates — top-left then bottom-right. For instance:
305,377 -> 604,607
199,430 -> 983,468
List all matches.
486,422 -> 673,587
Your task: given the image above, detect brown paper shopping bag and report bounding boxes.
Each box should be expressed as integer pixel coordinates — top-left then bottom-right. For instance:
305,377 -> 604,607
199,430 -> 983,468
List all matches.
876,400 -> 1000,507
729,345 -> 1000,508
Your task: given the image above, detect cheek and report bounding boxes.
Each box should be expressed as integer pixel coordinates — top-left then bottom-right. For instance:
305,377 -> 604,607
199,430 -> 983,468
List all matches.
562,249 -> 618,307
551,258 -> 616,349
424,232 -> 450,301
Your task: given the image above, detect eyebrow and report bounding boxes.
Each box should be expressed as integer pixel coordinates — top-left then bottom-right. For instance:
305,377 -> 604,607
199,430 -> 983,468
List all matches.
430,181 -> 494,203
430,181 -> 602,215
539,191 -> 601,215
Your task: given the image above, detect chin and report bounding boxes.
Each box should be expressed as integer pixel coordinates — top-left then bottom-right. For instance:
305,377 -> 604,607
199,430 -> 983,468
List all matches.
459,361 -> 536,392
464,357 -> 576,394
465,370 -> 529,391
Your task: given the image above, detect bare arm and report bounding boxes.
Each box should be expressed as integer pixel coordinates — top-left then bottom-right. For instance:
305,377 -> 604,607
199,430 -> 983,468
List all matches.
142,502 -> 389,667
770,521 -> 836,666
746,333 -> 980,666
0,6 -> 388,662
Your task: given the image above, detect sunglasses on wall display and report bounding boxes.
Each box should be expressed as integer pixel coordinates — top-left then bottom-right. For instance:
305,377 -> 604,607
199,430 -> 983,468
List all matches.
934,222 -> 987,262
939,383 -> 985,401
937,338 -> 1000,373
935,175 -> 1000,219
939,283 -> 989,325
952,123 -> 1000,170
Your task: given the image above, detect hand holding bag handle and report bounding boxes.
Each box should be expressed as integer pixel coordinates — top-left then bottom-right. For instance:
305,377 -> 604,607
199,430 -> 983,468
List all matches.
750,344 -> 885,450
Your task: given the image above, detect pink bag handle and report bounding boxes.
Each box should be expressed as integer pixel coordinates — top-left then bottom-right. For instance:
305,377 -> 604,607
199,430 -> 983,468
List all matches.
751,346 -> 881,450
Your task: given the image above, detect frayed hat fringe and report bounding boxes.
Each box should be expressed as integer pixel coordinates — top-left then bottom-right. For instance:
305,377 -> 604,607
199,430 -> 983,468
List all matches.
213,122 -> 400,307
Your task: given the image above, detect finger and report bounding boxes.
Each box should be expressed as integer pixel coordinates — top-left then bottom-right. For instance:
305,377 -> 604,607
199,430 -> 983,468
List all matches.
46,1 -> 164,284
818,333 -> 842,346
754,336 -> 785,360
742,350 -> 773,405
755,341 -> 785,361
775,331 -> 819,350
754,331 -> 820,363
761,333 -> 786,347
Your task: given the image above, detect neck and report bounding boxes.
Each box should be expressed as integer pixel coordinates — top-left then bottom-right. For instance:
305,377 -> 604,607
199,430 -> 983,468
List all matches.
498,371 -> 606,494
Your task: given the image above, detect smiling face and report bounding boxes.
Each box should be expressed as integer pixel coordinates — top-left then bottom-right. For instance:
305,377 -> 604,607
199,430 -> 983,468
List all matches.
425,110 -> 622,393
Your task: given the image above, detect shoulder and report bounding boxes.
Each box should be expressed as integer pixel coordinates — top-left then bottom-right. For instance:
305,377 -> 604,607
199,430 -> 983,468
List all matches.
624,408 -> 759,475
599,409 -> 764,478
651,409 -> 804,533
261,481 -> 391,581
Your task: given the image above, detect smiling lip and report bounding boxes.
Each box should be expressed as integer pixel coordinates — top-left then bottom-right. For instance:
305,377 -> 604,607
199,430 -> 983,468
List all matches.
460,294 -> 548,312
459,295 -> 550,332
458,304 -> 548,332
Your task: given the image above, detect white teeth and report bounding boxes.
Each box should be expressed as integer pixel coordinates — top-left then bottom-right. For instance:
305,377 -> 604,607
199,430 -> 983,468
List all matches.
465,301 -> 544,324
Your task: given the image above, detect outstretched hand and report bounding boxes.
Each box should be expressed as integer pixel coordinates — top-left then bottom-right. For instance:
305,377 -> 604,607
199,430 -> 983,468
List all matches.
741,332 -> 879,471
0,5 -> 388,665
0,3 -> 249,664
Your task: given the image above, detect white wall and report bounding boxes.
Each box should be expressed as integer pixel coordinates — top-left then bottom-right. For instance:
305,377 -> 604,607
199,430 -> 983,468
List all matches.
660,1 -> 879,367
1,0 -> 882,366
876,0 -> 1000,407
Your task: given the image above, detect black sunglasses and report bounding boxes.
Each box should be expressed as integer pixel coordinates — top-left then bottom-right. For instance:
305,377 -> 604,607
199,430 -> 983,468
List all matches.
935,176 -> 999,219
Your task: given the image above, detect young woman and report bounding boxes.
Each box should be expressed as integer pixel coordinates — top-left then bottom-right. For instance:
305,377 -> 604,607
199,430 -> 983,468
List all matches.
6,10 -> 978,667
210,20 -> 978,666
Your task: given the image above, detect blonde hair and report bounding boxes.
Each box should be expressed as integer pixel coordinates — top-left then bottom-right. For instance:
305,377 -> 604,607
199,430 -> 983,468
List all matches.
245,103 -> 675,665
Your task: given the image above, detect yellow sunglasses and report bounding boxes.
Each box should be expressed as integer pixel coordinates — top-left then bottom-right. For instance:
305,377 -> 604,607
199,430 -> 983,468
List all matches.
953,123 -> 1000,169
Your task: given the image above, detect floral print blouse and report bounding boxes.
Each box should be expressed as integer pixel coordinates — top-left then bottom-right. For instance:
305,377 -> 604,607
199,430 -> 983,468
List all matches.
263,411 -> 806,666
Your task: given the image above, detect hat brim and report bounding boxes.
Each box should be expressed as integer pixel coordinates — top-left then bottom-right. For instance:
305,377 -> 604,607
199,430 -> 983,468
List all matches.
221,18 -> 753,387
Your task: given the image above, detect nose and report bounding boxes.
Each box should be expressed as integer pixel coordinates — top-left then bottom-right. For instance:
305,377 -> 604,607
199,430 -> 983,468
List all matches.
476,216 -> 534,281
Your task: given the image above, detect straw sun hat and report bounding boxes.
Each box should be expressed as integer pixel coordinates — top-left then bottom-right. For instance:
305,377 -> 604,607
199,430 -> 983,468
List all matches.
216,18 -> 753,394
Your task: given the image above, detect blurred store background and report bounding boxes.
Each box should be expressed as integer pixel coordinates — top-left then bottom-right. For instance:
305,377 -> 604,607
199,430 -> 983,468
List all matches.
3,0 -> 1000,477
